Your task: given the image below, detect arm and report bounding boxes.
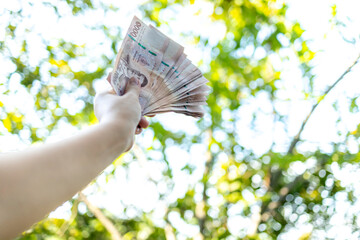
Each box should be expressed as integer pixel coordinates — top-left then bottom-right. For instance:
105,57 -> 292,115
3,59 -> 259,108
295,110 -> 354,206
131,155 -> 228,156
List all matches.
0,77 -> 148,240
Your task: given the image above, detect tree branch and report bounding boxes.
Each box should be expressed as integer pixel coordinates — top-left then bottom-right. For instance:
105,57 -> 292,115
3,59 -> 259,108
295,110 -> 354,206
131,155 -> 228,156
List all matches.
195,129 -> 215,239
78,192 -> 123,240
287,53 -> 360,154
57,198 -> 79,237
258,52 -> 360,233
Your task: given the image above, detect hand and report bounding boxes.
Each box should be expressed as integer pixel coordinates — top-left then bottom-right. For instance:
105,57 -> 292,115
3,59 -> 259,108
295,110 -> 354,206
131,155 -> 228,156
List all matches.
94,75 -> 149,149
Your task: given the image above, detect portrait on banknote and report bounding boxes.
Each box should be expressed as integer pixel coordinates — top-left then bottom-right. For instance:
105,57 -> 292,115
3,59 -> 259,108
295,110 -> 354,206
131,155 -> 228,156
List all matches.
111,52 -> 149,95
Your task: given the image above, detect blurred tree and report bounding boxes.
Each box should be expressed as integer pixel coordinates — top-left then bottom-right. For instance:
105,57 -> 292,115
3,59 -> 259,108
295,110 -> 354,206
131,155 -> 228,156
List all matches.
1,0 -> 359,239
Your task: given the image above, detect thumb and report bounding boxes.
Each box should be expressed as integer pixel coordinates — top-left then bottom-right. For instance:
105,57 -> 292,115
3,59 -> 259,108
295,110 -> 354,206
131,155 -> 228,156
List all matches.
124,77 -> 141,97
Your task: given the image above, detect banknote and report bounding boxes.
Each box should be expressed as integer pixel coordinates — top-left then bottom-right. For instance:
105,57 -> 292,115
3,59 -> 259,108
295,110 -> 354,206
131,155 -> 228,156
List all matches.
110,16 -> 209,118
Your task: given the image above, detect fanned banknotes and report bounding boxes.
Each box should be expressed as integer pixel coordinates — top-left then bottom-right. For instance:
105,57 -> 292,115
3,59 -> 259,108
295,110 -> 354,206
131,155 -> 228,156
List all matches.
109,16 -> 209,118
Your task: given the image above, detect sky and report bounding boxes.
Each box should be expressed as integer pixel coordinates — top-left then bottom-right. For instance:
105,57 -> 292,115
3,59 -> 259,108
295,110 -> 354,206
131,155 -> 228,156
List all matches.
1,0 -> 360,239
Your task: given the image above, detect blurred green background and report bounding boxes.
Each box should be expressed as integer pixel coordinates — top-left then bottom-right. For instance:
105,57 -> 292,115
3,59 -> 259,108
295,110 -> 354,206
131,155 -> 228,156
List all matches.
2,0 -> 360,239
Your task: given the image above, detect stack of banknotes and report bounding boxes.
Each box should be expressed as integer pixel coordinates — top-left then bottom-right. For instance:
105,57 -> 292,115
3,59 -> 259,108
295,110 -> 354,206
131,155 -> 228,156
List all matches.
109,16 -> 209,118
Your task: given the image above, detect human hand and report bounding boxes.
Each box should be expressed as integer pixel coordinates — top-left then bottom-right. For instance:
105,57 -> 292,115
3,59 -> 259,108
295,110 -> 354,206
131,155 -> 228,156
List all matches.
94,74 -> 149,149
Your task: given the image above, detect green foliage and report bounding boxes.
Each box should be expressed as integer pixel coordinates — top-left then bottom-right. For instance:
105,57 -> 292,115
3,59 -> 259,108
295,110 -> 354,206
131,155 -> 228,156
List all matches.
17,211 -> 167,240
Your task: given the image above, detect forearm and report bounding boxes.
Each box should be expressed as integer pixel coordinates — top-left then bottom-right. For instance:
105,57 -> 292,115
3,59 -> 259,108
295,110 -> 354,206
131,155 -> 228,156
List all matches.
0,120 -> 133,240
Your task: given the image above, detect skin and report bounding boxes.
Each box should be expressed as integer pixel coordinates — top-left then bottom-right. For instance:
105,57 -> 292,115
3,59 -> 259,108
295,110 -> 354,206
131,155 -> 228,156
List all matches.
0,77 -> 149,240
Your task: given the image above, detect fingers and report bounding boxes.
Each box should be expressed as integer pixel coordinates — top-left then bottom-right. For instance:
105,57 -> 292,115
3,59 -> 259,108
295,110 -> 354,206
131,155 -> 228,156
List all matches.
124,77 -> 141,98
135,126 -> 142,135
104,73 -> 149,136
135,117 -> 150,135
138,116 -> 149,129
